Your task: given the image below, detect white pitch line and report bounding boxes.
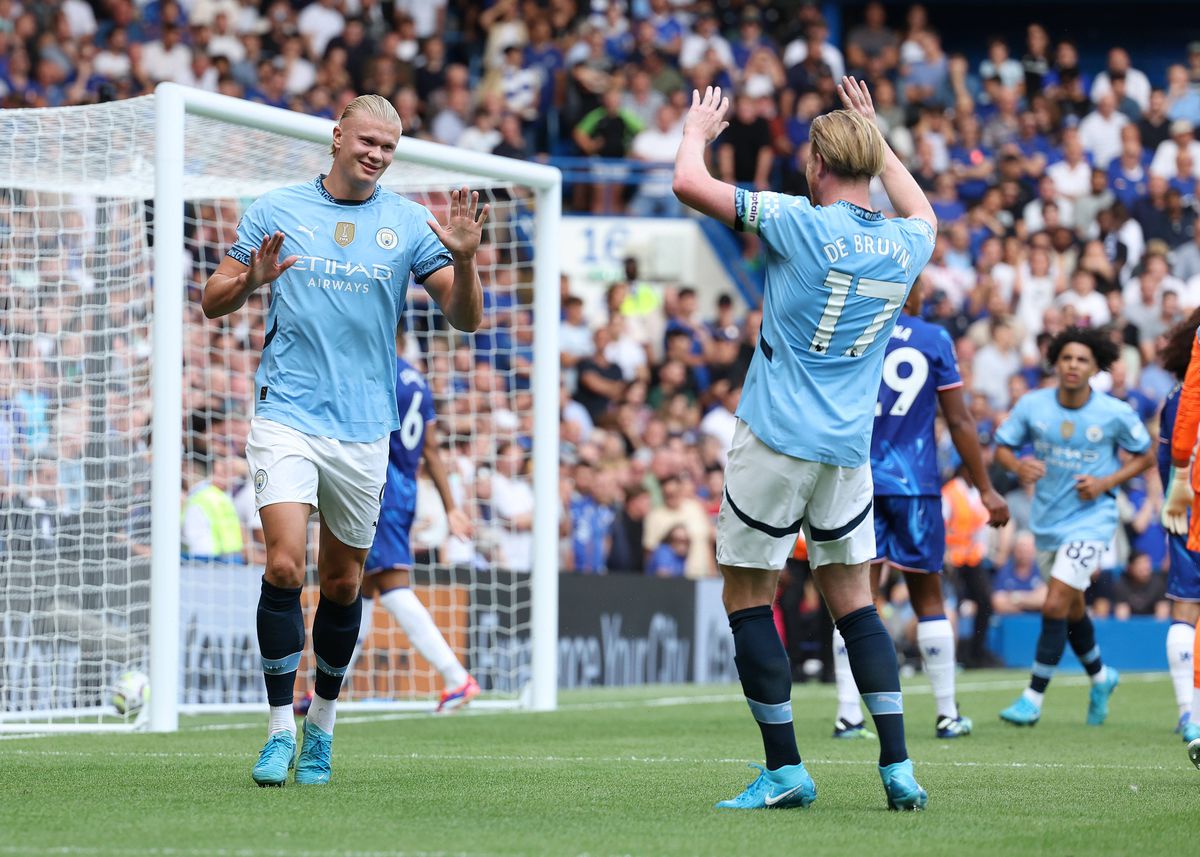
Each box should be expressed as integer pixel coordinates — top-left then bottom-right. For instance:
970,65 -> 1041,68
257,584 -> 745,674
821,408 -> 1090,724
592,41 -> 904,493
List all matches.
0,842 -> 647,857
0,673 -> 1169,740
0,747 -> 1182,774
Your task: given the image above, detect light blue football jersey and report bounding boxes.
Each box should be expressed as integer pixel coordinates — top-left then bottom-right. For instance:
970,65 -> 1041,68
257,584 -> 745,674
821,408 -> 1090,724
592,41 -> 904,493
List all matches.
229,176 -> 452,442
994,388 -> 1151,551
871,313 -> 962,497
733,189 -> 935,467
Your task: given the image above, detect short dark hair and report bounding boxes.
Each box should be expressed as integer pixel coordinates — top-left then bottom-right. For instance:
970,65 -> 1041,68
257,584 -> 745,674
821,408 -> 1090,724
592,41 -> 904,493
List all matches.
1046,326 -> 1119,371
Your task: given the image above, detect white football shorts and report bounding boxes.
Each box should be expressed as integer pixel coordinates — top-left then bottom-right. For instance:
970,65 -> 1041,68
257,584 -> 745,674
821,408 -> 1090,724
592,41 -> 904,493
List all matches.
717,420 -> 875,570
1036,540 -> 1108,591
244,417 -> 388,550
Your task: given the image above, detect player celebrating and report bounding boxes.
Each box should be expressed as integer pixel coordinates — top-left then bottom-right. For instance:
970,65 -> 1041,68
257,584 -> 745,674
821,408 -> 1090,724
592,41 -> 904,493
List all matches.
1159,311 -> 1200,757
674,78 -> 935,811
349,330 -> 479,713
203,94 -> 487,786
831,279 -> 1008,742
996,328 -> 1154,728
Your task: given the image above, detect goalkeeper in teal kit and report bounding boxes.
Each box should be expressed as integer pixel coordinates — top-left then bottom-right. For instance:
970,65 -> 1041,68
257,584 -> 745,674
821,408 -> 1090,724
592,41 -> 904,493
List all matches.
203,94 -> 488,786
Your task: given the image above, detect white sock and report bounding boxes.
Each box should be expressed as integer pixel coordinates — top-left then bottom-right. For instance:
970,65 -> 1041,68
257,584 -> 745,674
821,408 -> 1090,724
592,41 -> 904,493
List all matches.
1167,622 -> 1196,717
379,587 -> 469,688
268,704 -> 296,737
307,694 -> 336,734
832,628 -> 863,724
1022,687 -> 1044,708
917,618 -> 958,720
1091,665 -> 1109,685
342,597 -> 375,682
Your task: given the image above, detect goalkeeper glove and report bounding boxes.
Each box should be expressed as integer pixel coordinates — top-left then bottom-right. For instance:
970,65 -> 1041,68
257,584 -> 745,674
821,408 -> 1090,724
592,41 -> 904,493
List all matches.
1162,466 -> 1194,536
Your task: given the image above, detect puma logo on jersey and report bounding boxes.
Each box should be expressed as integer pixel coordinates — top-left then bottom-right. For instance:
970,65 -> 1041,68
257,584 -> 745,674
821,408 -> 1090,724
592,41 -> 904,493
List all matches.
296,224 -> 319,240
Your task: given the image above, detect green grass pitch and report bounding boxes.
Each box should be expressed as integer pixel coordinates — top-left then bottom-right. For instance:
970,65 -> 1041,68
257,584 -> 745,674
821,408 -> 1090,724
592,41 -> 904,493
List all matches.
2,670 -> 1195,857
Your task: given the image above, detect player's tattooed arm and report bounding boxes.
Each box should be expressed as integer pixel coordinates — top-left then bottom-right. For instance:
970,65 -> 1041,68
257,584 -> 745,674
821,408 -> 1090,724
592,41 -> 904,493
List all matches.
673,86 -> 737,228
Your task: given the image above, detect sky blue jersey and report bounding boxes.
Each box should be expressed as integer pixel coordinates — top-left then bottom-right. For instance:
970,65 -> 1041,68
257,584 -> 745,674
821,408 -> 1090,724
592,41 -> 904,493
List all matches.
994,388 -> 1151,551
230,176 -> 452,442
383,357 -> 436,518
732,189 -> 935,466
871,313 -> 962,497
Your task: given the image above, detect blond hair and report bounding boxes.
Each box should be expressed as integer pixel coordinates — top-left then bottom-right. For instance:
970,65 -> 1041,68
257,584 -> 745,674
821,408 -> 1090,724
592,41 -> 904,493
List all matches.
330,94 -> 402,156
809,110 -> 886,180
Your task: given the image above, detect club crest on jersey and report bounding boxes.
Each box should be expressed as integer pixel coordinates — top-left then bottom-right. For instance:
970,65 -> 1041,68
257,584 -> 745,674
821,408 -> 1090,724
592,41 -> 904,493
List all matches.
334,221 -> 356,247
376,227 -> 398,250
254,469 -> 268,494
1060,420 -> 1075,440
1086,425 -> 1104,442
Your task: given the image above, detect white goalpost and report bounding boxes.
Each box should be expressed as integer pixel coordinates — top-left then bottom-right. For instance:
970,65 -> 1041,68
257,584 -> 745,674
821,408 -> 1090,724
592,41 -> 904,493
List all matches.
0,84 -> 561,733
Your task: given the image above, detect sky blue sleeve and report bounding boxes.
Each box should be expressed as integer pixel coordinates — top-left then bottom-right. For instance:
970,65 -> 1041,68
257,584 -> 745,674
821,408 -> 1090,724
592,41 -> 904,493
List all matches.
932,327 -> 962,390
1115,401 -> 1151,453
994,397 -> 1030,449
899,216 -> 936,273
227,197 -> 272,266
410,206 -> 454,284
734,188 -> 809,259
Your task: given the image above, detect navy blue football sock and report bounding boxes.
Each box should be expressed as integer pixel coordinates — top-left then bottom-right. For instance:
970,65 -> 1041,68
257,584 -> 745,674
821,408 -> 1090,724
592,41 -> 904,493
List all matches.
311,594 -> 363,701
729,605 -> 801,770
1030,617 -> 1069,693
836,605 -> 907,766
1066,614 -> 1104,676
257,577 -> 305,707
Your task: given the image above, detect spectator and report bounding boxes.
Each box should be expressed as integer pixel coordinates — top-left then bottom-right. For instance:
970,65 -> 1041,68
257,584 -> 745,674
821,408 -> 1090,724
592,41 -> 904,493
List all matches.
979,36 -> 1023,90
567,462 -> 614,574
679,11 -> 732,74
1090,46 -> 1152,112
573,86 -> 644,213
992,531 -> 1047,614
628,105 -> 684,218
647,525 -> 690,577
559,295 -> 593,395
1111,552 -> 1170,619
642,473 -> 713,580
1079,91 -> 1128,169
1056,270 -> 1112,328
491,441 -> 533,572
575,327 -> 626,424
608,485 -> 650,574
1047,129 -> 1093,200
845,1 -> 899,74
719,93 -> 772,190
1150,119 -> 1200,180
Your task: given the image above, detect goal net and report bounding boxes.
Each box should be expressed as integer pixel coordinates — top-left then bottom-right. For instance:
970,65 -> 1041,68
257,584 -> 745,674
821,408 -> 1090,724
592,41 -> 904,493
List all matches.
0,87 -> 560,731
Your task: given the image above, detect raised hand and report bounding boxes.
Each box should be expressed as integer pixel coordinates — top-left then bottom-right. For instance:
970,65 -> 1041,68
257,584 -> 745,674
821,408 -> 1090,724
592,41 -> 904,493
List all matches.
837,75 -> 877,122
244,231 -> 297,290
427,186 -> 489,260
682,85 -> 730,145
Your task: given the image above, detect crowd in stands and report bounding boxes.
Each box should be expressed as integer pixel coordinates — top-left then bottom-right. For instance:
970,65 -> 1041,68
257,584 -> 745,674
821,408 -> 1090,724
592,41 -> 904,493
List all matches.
6,1 -> 1200,663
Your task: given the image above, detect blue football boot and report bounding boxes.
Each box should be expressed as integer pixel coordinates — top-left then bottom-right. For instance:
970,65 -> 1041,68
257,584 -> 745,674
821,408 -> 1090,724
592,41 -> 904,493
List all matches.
294,720 -> 334,785
1000,695 -> 1041,726
251,731 -> 296,787
715,762 -> 817,809
879,759 -> 927,811
1086,668 -> 1119,726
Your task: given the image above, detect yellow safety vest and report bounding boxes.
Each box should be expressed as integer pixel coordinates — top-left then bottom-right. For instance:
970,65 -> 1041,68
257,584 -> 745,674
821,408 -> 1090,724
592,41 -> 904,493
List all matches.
183,483 -> 244,558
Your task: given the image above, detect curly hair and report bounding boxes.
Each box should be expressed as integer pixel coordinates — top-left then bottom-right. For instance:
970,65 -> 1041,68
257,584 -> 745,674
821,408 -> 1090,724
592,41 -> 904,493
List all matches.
1046,326 -> 1120,372
1160,308 -> 1200,381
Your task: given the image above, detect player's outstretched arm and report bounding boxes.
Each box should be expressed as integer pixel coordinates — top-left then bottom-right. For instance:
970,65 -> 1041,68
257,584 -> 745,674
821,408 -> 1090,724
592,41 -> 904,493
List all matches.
202,232 -> 297,319
939,386 -> 1009,527
837,76 -> 937,233
422,420 -> 473,540
672,86 -> 737,228
424,187 -> 487,332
